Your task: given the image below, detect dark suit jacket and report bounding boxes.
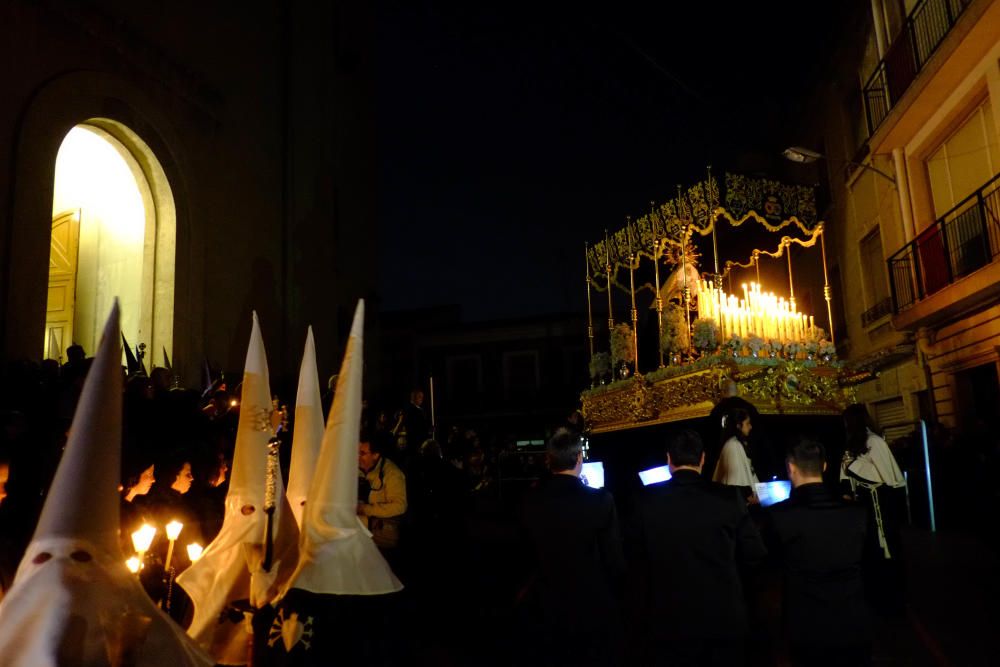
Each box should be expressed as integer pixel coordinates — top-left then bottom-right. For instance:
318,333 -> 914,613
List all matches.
522,474 -> 626,633
766,482 -> 871,647
403,402 -> 429,448
634,468 -> 766,640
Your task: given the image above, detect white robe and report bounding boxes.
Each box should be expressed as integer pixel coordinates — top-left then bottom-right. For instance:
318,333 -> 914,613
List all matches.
0,537 -> 212,667
713,436 -> 759,490
840,430 -> 906,488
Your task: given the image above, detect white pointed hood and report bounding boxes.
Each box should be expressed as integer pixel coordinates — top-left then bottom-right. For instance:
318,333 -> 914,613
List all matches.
177,313 -> 298,664
0,303 -> 212,667
287,327 -> 324,529
281,300 -> 402,596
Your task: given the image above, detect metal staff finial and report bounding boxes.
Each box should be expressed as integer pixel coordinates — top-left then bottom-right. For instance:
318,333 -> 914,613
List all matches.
262,435 -> 280,573
262,400 -> 285,573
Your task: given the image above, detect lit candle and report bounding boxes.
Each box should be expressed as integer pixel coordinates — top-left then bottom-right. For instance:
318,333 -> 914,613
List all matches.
186,543 -> 204,562
164,520 -> 183,571
131,524 -> 155,557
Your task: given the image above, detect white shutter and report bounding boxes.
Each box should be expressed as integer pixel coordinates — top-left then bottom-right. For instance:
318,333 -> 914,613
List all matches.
873,398 -> 911,444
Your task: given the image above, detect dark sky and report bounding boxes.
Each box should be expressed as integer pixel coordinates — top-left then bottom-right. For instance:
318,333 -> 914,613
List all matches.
376,2 -> 861,320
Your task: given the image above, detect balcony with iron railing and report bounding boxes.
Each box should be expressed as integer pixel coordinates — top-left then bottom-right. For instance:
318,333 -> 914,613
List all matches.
863,0 -> 972,135
888,173 -> 1000,328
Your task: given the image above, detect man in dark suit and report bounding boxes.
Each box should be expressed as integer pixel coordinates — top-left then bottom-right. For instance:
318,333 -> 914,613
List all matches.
633,429 -> 766,666
766,438 -> 872,666
522,428 -> 626,666
402,388 -> 429,451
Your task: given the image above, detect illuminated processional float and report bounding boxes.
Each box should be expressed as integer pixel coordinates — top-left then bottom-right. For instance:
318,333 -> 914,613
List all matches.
581,170 -> 870,433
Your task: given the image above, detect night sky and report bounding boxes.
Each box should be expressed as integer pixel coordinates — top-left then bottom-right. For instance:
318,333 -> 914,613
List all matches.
376,2 -> 861,320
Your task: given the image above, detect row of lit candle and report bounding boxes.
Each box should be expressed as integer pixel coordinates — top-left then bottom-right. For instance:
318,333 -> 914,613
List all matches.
126,521 -> 202,574
697,280 -> 816,343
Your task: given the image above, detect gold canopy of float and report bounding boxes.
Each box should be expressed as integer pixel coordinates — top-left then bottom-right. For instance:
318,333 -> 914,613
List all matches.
580,171 -> 863,433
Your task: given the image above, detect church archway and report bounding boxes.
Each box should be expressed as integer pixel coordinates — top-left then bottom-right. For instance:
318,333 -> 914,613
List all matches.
46,120 -> 175,366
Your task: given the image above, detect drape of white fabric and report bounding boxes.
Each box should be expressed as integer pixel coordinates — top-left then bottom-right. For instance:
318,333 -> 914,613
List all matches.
287,326 -> 324,530
177,313 -> 298,664
712,436 -> 760,489
840,430 -> 906,487
279,300 -> 402,598
0,303 -> 212,667
0,538 -> 212,667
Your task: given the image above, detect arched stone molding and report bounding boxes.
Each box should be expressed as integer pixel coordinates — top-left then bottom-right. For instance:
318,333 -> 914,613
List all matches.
3,70 -> 202,384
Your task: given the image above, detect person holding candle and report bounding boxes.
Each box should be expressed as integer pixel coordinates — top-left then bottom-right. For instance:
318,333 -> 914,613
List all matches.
144,454 -> 198,544
144,451 -> 203,619
120,450 -> 156,558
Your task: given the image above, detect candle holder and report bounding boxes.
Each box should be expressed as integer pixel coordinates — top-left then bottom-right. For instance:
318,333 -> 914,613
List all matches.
130,524 -> 156,570
162,520 -> 183,613
164,520 -> 183,571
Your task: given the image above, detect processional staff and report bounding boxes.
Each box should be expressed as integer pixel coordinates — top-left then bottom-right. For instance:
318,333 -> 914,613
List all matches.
650,203 -> 664,368
786,239 -> 797,311
429,375 -> 437,440
605,229 -> 614,337
819,224 -> 836,345
585,242 -> 595,360
708,165 -> 722,290
626,218 -> 638,373
677,185 -> 692,354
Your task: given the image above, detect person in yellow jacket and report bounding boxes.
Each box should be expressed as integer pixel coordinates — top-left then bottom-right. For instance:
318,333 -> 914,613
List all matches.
357,436 -> 407,551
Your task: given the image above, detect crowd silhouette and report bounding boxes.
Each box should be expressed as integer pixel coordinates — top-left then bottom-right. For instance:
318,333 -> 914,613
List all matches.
0,345 -> 997,665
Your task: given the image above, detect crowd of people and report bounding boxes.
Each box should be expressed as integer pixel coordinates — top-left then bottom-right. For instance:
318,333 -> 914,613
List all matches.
0,349 -> 494,623
520,405 -> 908,667
0,339 -> 996,665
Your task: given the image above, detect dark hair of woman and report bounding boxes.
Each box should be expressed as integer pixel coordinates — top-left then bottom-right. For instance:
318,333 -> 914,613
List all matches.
121,449 -> 155,494
843,403 -> 878,458
720,408 -> 751,446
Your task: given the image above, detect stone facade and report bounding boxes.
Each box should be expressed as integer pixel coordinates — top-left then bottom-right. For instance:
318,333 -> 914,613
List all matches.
0,0 -> 376,393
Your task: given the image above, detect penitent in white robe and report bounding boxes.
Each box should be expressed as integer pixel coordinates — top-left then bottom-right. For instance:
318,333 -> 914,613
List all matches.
840,430 -> 906,488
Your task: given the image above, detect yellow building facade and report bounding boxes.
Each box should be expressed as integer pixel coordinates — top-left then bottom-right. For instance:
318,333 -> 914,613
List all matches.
813,0 -> 1000,437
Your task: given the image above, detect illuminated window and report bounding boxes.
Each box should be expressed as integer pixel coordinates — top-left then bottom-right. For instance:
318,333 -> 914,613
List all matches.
859,227 -> 890,308
925,99 -> 999,218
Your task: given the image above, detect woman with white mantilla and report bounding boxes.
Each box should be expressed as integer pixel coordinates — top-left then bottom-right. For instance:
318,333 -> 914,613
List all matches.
713,408 -> 760,503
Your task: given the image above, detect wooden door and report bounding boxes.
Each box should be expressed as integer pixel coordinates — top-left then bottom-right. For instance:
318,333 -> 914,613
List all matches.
45,211 -> 80,361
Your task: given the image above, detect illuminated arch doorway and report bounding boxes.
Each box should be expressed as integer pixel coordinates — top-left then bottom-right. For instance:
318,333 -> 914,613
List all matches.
46,121 -> 175,364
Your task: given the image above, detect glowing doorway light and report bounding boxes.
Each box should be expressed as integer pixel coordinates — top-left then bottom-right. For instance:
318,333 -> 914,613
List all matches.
51,125 -> 148,359
54,127 -> 146,244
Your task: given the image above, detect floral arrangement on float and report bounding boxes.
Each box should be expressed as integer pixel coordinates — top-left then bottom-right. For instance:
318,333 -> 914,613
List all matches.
691,318 -> 719,355
660,305 -> 690,363
588,352 -> 611,385
610,323 -> 636,378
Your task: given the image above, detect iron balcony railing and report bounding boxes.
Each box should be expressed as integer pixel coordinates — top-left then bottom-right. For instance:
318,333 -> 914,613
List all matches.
862,0 -> 971,135
888,172 -> 1000,313
861,297 -> 894,326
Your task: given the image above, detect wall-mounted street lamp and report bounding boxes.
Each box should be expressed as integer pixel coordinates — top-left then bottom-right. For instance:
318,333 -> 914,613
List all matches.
783,146 -> 896,185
